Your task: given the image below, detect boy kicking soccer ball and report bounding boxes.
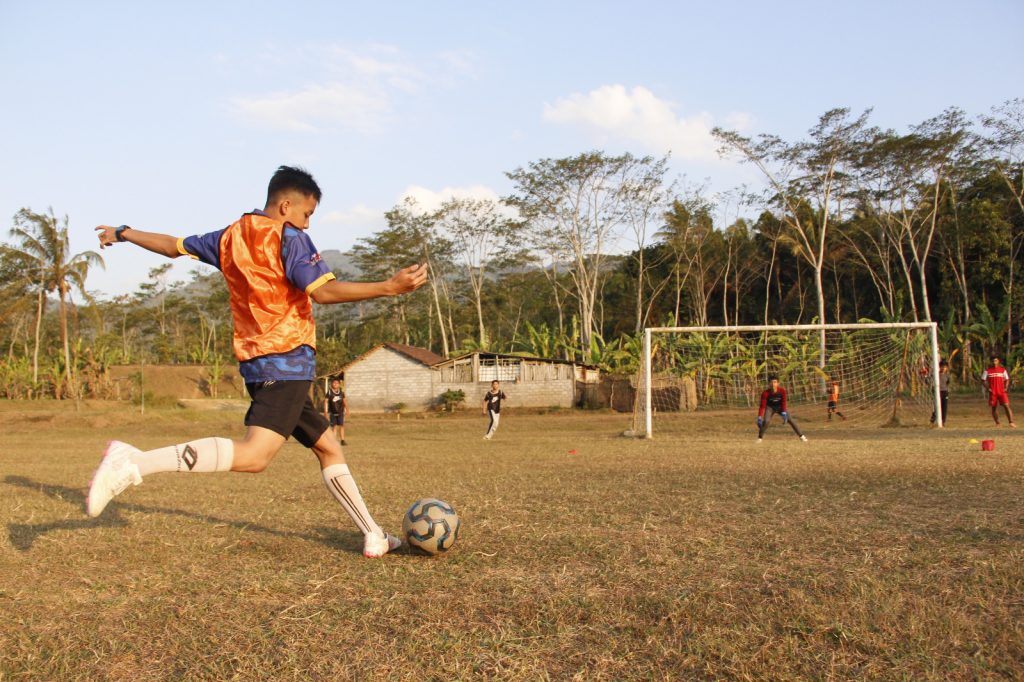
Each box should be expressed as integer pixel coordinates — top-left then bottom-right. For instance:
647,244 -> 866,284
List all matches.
757,375 -> 807,443
88,166 -> 427,557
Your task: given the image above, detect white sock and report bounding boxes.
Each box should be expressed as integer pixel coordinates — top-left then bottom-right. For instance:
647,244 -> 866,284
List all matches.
321,463 -> 382,537
130,437 -> 235,477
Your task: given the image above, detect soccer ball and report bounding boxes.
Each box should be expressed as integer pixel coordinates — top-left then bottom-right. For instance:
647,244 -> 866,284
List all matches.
402,498 -> 460,554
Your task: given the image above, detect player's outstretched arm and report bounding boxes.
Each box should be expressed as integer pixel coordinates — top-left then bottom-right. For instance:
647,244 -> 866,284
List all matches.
310,263 -> 427,305
95,225 -> 182,258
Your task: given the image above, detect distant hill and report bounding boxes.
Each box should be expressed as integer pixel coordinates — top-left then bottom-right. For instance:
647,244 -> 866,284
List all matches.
320,250 -> 361,279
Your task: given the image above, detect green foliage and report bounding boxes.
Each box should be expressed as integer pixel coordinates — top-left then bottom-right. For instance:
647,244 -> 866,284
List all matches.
2,104 -> 1023,401
439,389 -> 466,412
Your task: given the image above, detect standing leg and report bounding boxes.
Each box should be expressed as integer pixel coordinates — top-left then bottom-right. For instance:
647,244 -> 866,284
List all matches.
484,412 -> 500,440
940,391 -> 948,425
757,412 -> 773,439
787,415 -> 806,440
312,430 -> 400,558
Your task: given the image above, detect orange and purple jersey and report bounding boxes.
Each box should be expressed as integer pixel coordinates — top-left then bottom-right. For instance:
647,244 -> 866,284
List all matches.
178,210 -> 335,382
829,385 -> 840,402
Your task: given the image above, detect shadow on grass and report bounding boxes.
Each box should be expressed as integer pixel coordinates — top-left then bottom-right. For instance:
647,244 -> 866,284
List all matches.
3,475 -> 361,554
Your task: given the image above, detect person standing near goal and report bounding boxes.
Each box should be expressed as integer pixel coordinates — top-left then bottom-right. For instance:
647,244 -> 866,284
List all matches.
982,355 -> 1016,427
930,359 -> 950,426
826,380 -> 846,422
757,376 -> 808,443
482,380 -> 507,440
324,377 -> 349,445
87,166 -> 428,558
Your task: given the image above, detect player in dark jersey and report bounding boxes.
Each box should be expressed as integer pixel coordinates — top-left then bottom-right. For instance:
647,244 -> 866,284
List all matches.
982,355 -> 1016,427
757,376 -> 807,442
324,377 -> 348,445
482,380 -> 507,440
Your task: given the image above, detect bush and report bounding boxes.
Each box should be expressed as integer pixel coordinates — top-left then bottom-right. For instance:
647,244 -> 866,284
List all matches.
439,389 -> 466,412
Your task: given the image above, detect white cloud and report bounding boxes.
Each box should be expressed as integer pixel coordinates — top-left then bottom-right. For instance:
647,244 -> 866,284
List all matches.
227,44 -> 473,133
543,84 -> 751,161
229,82 -> 392,133
320,203 -> 386,230
398,184 -> 503,214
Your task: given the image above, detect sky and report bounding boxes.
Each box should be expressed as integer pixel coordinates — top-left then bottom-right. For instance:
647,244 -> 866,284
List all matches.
1,0 -> 1021,298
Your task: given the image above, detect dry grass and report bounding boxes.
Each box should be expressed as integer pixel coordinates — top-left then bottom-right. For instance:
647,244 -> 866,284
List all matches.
1,399 -> 1022,680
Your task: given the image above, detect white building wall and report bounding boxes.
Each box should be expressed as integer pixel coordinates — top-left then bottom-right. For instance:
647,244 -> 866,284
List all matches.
346,349 -> 582,412
432,378 -> 575,409
345,348 -> 435,411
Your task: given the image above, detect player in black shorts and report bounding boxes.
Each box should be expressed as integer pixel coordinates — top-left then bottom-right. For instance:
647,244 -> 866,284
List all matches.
86,166 -> 427,558
324,377 -> 349,445
482,380 -> 507,440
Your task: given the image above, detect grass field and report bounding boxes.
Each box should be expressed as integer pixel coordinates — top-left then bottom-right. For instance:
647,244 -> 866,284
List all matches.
1,399 -> 1022,680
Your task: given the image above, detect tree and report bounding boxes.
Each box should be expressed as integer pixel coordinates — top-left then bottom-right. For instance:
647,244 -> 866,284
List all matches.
658,195 -> 723,327
434,197 -> 517,350
981,98 -> 1024,350
506,151 -> 648,360
620,154 -> 672,334
715,108 -> 872,364
5,208 -> 102,396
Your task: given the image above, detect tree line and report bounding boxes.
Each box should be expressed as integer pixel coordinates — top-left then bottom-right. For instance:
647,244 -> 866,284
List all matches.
1,100 -> 1021,400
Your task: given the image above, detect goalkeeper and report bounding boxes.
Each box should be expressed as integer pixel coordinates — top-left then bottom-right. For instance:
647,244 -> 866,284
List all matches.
756,376 -> 808,442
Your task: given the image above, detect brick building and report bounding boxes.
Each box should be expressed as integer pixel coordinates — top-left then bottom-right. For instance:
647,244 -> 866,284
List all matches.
329,343 -> 599,412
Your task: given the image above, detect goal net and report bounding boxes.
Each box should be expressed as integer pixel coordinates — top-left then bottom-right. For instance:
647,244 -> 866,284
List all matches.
631,323 -> 942,438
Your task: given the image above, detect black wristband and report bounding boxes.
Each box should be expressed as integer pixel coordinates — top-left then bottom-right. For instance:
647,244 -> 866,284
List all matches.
115,225 -> 132,242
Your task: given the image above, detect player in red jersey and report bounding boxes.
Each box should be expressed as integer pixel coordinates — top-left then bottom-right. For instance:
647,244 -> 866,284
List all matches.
981,355 -> 1016,427
757,376 -> 807,443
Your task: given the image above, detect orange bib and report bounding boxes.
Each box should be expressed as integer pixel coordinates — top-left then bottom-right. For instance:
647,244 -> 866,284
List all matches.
219,214 -> 316,361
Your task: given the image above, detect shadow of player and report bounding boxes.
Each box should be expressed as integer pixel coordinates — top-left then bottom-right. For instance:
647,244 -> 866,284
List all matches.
3,475 -> 361,554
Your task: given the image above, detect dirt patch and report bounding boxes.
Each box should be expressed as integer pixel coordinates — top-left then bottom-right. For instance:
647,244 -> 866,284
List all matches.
108,365 -> 246,400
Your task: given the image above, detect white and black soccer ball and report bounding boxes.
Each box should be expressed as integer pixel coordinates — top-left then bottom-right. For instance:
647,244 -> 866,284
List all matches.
402,498 -> 460,555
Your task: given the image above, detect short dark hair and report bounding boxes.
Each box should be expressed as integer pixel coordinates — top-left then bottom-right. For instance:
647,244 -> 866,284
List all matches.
768,375 -> 778,382
267,166 -> 322,204
939,359 -> 949,367
991,354 -> 1001,363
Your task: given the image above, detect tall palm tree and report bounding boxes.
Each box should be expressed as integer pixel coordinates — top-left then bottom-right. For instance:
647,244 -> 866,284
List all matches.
5,208 -> 103,397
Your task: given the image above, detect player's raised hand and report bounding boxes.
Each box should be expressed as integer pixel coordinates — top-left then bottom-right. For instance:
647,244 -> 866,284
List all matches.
95,225 -> 119,249
388,263 -> 428,295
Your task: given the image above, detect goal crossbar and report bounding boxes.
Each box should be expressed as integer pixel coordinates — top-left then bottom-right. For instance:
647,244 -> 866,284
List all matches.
641,323 -> 943,438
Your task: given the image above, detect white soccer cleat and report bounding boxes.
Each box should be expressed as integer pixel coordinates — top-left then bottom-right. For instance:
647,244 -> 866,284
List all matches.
756,438 -> 763,444
800,435 -> 808,442
363,531 -> 402,558
87,440 -> 143,517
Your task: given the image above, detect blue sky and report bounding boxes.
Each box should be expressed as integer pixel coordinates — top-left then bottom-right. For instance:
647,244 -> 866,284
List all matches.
1,0 -> 1020,297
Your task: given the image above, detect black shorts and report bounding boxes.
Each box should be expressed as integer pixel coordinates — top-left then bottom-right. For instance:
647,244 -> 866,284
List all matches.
827,400 -> 837,409
329,413 -> 345,426
244,380 -> 329,448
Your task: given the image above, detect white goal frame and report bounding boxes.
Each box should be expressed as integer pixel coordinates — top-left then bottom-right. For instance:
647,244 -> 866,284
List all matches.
640,322 -> 943,439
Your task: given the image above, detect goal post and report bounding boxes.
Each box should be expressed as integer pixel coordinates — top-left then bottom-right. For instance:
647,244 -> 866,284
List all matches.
633,323 -> 943,439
